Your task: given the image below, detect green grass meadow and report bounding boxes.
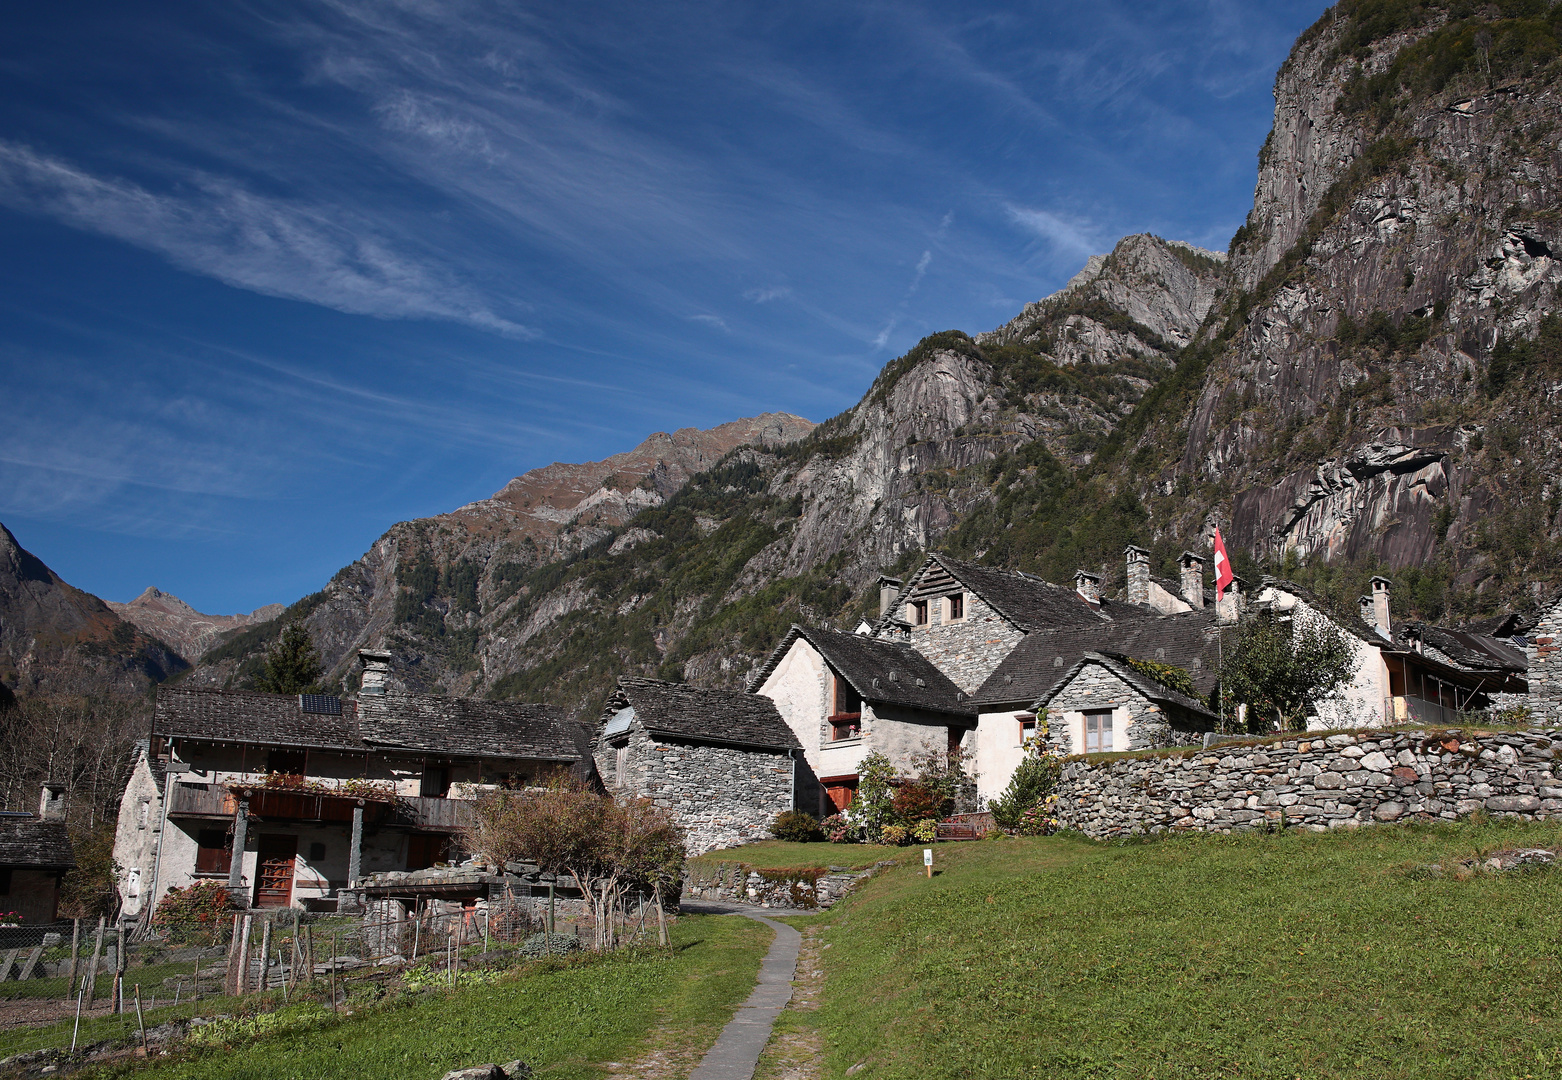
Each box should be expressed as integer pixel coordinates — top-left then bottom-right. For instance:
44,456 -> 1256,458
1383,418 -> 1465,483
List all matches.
800,820 -> 1562,1080
77,913 -> 770,1080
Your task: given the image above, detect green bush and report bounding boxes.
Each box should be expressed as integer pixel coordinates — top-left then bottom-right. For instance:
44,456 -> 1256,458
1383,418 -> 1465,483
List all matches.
989,738 -> 1064,832
770,810 -> 825,843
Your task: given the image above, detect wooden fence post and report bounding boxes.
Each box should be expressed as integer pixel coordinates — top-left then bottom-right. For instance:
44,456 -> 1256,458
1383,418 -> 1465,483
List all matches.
83,917 -> 105,1010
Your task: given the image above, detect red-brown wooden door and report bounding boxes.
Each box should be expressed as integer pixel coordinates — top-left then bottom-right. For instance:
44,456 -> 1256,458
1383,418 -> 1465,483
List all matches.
254,835 -> 297,908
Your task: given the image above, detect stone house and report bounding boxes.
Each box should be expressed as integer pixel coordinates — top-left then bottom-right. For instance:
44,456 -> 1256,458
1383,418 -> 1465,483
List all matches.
750,624 -> 976,815
1037,651 -> 1219,755
873,554 -> 1141,694
114,651 -> 593,918
1519,590 -> 1562,723
594,677 -> 802,855
1256,578 -> 1528,729
971,611 -> 1223,801
0,787 -> 75,924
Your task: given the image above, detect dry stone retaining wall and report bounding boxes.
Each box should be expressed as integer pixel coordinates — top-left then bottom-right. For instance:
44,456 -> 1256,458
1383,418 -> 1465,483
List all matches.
681,862 -> 880,909
1055,727 -> 1562,838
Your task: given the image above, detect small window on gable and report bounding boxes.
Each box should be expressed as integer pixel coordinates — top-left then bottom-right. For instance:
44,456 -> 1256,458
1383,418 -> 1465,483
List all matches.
832,675 -> 862,718
946,593 -> 964,621
1084,710 -> 1114,753
1017,714 -> 1038,746
911,600 -> 929,626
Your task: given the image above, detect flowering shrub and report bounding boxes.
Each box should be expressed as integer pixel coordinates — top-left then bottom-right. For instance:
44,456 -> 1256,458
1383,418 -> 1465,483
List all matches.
879,824 -> 909,846
1016,794 -> 1062,836
152,879 -> 236,944
911,819 -> 939,844
820,813 -> 859,843
0,911 -> 20,926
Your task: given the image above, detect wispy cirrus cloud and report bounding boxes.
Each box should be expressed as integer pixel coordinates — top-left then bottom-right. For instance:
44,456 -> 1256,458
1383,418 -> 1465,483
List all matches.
744,285 -> 792,303
0,140 -> 531,337
1003,204 -> 1102,258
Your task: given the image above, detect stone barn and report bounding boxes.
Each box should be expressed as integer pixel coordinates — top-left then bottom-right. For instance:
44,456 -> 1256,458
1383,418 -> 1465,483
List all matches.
0,789 -> 76,925
594,678 -> 802,855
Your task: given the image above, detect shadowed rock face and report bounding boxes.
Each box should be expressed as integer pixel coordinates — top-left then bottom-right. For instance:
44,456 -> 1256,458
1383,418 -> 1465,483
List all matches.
106,588 -> 283,661
1169,7 -> 1562,588
0,522 -> 186,692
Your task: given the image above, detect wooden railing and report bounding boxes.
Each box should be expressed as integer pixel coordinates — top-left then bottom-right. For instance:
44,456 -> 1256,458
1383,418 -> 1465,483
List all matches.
166,782 -> 468,830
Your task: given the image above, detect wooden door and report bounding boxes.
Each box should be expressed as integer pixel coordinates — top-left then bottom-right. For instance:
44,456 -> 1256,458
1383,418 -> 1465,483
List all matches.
406,833 -> 449,871
823,779 -> 857,813
254,835 -> 297,908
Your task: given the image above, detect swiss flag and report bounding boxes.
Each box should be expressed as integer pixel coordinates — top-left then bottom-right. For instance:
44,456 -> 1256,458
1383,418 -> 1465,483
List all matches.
1212,528 -> 1234,597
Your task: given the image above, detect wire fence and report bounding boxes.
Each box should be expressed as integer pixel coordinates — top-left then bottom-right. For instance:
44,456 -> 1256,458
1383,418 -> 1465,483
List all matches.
0,887 -> 679,1069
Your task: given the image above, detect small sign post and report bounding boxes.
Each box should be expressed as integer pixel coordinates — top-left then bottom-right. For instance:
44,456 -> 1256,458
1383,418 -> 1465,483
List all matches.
923,848 -> 933,879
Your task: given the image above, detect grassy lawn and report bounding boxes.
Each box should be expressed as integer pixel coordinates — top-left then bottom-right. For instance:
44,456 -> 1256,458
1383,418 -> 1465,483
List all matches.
76,913 -> 769,1080
783,820 -> 1562,1080
689,841 -> 917,873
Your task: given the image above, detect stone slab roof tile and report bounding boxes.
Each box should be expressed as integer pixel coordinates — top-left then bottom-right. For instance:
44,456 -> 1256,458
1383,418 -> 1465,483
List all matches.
975,610 -> 1222,707
1037,652 -> 1218,721
753,625 -> 975,716
607,677 -> 801,750
154,686 -> 587,761
0,818 -> 75,869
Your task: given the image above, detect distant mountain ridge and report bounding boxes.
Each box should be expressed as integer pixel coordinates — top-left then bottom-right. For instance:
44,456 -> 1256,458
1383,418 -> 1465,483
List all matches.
0,522 -> 185,693
106,588 -> 283,661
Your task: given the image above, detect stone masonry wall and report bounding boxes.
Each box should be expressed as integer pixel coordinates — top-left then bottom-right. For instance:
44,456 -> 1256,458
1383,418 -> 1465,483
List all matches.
1055,727 -> 1562,838
900,592 -> 1023,695
607,724 -> 794,855
1529,597 -> 1562,724
681,862 -> 879,910
1045,665 -> 1182,755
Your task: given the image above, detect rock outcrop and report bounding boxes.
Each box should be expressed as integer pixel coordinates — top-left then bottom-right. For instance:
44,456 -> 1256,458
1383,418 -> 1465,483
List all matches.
107,588 -> 283,661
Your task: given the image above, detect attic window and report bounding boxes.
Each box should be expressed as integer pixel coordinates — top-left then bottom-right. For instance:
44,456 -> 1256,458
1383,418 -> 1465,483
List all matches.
1017,713 -> 1039,746
300,695 -> 341,715
946,593 -> 964,621
911,600 -> 929,626
830,676 -> 862,723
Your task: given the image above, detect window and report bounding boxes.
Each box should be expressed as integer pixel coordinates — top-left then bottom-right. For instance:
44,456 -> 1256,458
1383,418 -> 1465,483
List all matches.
829,675 -> 862,740
1084,710 -> 1114,753
614,742 -> 629,786
948,727 -> 963,754
911,599 -> 929,625
308,842 -> 327,862
0,868 -> 11,896
138,800 -> 150,829
194,829 -> 231,875
421,765 -> 451,798
1017,714 -> 1039,746
946,593 -> 964,621
267,749 -> 306,776
406,834 -> 449,871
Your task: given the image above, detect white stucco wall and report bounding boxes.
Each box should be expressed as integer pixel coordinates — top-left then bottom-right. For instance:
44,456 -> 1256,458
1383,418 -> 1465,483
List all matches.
1257,586 -> 1389,729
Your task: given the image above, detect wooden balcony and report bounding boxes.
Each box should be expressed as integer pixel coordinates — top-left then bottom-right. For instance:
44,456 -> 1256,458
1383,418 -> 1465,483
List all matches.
166,782 -> 467,830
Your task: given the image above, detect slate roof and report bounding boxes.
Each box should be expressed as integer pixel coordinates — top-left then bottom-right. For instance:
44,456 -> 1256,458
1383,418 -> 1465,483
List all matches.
606,678 -> 801,751
358,693 -> 589,761
1036,652 -> 1218,722
1396,623 -> 1528,674
975,609 -> 1223,708
153,687 -> 588,761
154,688 -> 366,751
876,554 -> 1142,635
0,817 -> 75,869
750,625 -> 976,717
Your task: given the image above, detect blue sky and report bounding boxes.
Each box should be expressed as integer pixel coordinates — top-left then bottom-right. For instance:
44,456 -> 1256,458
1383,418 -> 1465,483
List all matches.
0,0 -> 1327,616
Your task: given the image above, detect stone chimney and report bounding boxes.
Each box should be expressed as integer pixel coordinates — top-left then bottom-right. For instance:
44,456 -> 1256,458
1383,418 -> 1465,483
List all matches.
877,576 -> 904,618
1179,551 -> 1205,609
1124,546 -> 1151,606
1359,595 -> 1375,627
1216,575 -> 1245,625
1075,569 -> 1101,606
358,649 -> 392,697
38,782 -> 65,822
1370,576 -> 1393,637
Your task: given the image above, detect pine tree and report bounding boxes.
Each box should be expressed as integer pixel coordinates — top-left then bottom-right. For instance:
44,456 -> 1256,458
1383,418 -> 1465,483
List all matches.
253,623 -> 326,694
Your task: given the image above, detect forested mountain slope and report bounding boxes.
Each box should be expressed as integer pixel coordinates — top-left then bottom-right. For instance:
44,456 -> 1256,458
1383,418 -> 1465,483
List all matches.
194,0 -> 1562,720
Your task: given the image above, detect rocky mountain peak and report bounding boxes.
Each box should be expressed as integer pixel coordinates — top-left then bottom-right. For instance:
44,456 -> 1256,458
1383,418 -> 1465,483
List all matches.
107,588 -> 284,662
